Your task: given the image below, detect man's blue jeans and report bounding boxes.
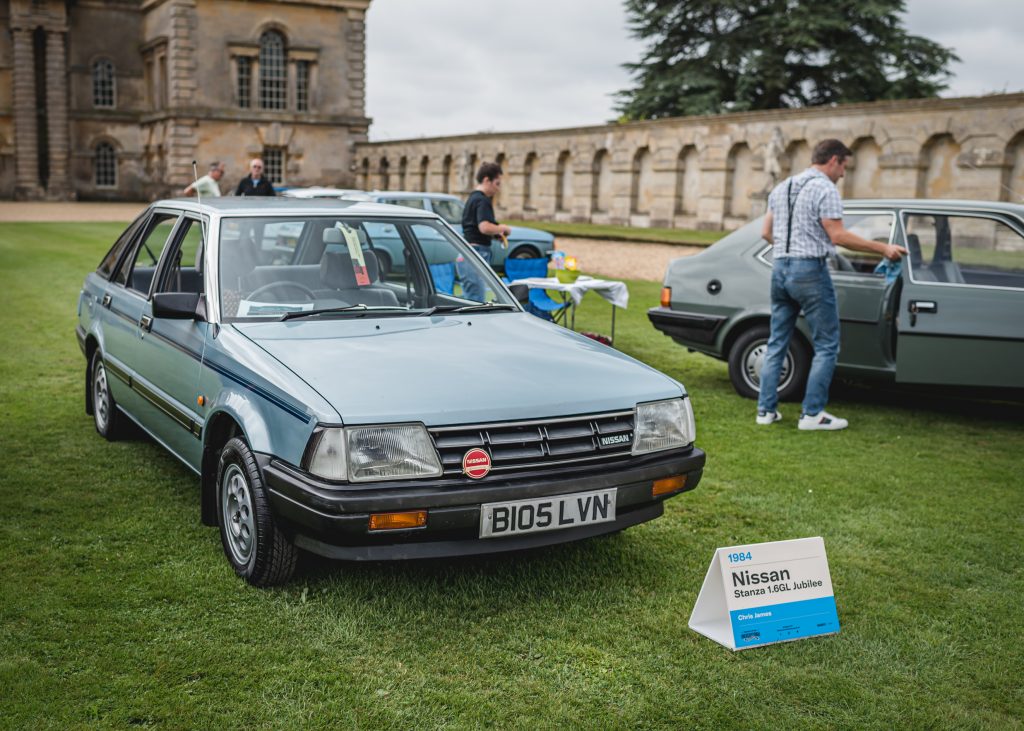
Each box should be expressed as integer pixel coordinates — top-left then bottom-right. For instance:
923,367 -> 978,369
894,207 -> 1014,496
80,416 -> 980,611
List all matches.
459,244 -> 492,302
757,257 -> 839,416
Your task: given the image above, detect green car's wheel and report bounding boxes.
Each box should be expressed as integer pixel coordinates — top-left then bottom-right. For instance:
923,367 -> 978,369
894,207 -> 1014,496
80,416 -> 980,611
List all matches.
216,436 -> 298,587
90,350 -> 125,441
727,325 -> 809,402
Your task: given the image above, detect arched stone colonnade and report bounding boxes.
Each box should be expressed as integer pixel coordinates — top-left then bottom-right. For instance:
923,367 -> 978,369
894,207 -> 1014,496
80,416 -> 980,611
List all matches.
356,95 -> 1024,230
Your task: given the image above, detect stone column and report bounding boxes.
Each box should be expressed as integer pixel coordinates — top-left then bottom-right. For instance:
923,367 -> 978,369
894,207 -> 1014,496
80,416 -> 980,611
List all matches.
165,1 -> 199,185
45,29 -> 73,199
345,9 -> 367,117
12,28 -> 42,199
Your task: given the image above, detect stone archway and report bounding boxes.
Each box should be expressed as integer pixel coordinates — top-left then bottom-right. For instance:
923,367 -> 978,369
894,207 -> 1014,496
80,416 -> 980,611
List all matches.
845,137 -> 882,199
630,146 -> 653,215
725,142 -> 753,218
1001,131 -> 1024,203
675,145 -> 699,215
591,149 -> 612,214
917,134 -> 961,198
555,150 -> 572,213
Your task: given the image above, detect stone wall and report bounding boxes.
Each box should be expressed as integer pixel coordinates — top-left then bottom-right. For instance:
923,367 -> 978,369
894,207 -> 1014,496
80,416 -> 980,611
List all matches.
354,94 -> 1024,230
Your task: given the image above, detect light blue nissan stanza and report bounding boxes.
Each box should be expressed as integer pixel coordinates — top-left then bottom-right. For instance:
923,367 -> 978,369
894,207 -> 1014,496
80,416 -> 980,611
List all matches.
77,198 -> 705,586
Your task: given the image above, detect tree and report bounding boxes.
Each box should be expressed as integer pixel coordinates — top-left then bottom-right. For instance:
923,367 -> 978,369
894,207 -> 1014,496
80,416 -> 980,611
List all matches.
616,0 -> 959,120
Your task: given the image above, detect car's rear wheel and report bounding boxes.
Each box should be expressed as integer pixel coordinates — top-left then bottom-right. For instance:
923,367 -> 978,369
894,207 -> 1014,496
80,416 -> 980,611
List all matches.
216,436 -> 298,587
91,350 -> 125,440
727,325 -> 809,402
509,246 -> 541,260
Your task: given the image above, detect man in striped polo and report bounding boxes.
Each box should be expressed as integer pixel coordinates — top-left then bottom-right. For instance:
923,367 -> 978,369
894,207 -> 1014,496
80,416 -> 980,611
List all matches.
756,139 -> 906,431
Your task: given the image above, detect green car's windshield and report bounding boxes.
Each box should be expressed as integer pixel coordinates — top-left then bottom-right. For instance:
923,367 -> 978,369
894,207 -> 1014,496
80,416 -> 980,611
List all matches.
217,215 -> 516,321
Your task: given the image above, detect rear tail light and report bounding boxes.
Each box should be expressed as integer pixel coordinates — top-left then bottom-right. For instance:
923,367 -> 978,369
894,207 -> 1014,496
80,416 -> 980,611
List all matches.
660,287 -> 672,307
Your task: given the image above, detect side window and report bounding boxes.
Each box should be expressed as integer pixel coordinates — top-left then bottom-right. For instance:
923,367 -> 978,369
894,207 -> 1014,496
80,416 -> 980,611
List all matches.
431,198 -> 463,225
158,217 -> 206,294
97,213 -> 146,280
380,197 -> 426,211
904,213 -> 1024,288
116,213 -> 179,294
840,212 -> 893,274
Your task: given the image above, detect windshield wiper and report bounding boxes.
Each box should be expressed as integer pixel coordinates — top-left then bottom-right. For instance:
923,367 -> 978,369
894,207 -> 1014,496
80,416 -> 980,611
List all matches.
279,304 -> 408,321
417,303 -> 518,316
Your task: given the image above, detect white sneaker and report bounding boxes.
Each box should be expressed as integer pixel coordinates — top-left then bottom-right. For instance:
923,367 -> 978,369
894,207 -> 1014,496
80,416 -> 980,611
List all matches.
756,410 -> 782,425
798,410 -> 849,431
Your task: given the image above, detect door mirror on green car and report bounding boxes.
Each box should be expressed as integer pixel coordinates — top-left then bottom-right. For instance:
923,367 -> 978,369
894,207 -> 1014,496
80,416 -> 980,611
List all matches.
152,292 -> 205,321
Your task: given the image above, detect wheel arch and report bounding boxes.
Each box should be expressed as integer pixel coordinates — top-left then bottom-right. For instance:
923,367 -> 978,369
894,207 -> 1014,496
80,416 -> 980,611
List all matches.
84,334 -> 100,415
200,409 -> 250,527
508,243 -> 542,260
721,314 -> 811,361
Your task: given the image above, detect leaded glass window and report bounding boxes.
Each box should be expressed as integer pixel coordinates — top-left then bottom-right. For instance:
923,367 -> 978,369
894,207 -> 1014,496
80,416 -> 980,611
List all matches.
258,31 -> 286,110
296,60 -> 310,111
237,56 -> 251,109
95,143 -> 117,187
262,147 -> 284,185
93,59 -> 115,108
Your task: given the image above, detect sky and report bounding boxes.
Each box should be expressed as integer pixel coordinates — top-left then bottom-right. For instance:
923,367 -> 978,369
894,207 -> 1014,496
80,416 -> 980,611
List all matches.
364,0 -> 1024,142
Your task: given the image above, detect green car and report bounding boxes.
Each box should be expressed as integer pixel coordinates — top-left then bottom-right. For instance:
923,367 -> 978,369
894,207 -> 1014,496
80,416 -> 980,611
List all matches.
648,199 -> 1024,400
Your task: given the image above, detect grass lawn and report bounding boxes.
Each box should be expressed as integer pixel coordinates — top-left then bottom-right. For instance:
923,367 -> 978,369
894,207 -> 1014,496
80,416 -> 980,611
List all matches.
1,222 -> 1022,729
507,219 -> 726,247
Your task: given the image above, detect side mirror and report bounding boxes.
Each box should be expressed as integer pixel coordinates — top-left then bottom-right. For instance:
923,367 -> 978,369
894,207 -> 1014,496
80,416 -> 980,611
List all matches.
152,292 -> 205,321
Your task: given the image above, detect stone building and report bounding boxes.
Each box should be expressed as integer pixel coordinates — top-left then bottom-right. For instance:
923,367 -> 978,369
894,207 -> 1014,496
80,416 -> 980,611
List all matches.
0,0 -> 371,201
354,94 -> 1024,230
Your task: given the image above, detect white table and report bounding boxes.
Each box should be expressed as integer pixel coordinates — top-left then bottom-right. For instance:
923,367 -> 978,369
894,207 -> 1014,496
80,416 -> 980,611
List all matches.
507,275 -> 629,343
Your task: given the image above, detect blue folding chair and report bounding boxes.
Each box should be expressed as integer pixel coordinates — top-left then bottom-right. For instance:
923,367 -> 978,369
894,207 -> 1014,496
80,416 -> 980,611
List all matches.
429,261 -> 456,295
503,257 -> 569,323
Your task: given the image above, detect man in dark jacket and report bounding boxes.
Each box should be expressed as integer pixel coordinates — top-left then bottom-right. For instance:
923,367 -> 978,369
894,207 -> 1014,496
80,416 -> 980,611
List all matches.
234,158 -> 276,196
460,162 -> 511,301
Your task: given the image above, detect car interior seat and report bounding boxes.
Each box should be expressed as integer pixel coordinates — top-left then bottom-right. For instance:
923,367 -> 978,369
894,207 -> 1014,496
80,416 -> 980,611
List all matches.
905,233 -> 936,282
929,222 -> 965,284
319,249 -> 400,307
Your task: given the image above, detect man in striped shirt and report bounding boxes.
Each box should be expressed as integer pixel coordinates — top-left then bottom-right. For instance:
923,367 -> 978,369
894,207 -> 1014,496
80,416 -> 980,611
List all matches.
756,139 -> 906,431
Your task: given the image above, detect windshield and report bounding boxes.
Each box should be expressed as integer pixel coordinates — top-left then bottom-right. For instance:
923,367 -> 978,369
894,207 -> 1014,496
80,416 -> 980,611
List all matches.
431,198 -> 464,225
217,215 -> 516,321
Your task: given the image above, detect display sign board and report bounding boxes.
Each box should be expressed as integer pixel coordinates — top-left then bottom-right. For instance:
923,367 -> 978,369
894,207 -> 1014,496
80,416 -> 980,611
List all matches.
689,537 -> 840,651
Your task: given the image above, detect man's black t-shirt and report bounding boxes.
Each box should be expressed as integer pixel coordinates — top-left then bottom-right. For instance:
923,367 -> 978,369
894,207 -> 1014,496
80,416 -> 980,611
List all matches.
235,176 -> 276,196
462,190 -> 497,247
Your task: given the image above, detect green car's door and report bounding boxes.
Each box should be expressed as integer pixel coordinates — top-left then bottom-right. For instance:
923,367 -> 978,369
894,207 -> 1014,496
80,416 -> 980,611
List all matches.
831,209 -> 898,374
896,211 -> 1024,387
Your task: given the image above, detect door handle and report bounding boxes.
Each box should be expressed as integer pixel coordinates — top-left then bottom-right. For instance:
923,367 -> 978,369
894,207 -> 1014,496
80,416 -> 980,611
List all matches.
140,314 -> 153,332
909,300 -> 937,314
101,293 -> 112,308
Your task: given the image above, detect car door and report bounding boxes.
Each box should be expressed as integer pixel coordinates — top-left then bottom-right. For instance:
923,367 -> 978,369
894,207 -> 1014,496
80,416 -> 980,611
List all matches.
895,210 -> 1024,387
100,209 -> 182,422
830,209 -> 898,373
132,214 -> 209,466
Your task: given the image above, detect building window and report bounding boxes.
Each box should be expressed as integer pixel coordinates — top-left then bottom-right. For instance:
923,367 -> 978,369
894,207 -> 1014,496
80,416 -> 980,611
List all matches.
262,147 -> 284,185
258,31 -> 287,110
95,143 -> 117,187
92,59 -> 115,108
237,56 -> 251,109
296,60 -> 310,111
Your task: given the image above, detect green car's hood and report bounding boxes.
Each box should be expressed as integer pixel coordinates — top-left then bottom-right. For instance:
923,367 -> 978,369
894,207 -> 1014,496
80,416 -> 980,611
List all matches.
233,313 -> 682,425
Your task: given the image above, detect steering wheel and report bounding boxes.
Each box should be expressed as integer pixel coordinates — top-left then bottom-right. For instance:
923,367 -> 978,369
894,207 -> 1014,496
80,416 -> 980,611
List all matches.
247,281 -> 317,302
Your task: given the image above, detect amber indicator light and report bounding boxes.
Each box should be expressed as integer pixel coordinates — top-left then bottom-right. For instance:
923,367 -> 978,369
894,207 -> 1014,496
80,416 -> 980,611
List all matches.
368,510 -> 427,531
652,475 -> 686,497
196,395 -> 205,406
660,287 -> 672,308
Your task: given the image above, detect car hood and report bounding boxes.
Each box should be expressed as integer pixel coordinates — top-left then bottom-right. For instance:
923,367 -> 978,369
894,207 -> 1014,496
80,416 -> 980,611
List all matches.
232,313 -> 682,425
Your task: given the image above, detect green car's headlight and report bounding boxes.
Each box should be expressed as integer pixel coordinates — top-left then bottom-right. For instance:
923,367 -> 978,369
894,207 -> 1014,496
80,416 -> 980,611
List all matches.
308,424 -> 442,483
632,398 -> 695,455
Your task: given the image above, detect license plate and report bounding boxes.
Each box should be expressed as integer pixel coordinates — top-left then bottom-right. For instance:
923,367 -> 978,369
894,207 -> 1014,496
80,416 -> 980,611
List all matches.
479,488 -> 617,538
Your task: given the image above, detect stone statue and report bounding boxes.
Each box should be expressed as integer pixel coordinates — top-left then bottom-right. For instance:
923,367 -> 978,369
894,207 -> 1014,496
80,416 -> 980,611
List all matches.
764,127 -> 785,184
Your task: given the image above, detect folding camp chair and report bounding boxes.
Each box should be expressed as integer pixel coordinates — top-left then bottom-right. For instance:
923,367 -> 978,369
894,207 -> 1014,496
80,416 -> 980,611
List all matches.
503,257 -> 570,323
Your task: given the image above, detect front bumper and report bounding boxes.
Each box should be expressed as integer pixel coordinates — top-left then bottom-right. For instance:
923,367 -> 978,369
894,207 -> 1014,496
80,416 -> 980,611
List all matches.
647,307 -> 726,347
261,447 -> 705,560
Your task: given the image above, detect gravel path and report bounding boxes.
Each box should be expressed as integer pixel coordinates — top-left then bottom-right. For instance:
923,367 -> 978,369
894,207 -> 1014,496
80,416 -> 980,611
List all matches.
0,203 -> 704,282
553,237 -> 703,282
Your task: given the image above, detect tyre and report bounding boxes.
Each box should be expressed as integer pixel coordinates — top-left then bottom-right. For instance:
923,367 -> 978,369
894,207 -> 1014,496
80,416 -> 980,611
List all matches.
90,350 -> 125,440
216,436 -> 298,587
509,246 -> 540,260
727,325 -> 809,402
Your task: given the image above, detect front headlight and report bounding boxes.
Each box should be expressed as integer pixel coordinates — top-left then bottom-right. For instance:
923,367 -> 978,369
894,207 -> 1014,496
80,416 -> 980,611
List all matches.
632,398 -> 695,455
307,424 -> 442,483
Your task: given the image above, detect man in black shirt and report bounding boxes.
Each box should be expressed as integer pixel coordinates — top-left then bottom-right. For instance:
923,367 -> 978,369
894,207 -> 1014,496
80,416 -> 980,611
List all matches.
234,158 -> 276,196
460,162 -> 511,301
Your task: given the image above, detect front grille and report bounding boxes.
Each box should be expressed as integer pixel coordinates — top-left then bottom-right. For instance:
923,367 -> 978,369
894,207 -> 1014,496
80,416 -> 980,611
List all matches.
429,410 -> 635,477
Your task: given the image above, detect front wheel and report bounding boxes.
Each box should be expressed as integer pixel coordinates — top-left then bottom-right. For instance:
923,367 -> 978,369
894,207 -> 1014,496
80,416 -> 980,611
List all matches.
216,437 -> 298,587
727,325 -> 809,402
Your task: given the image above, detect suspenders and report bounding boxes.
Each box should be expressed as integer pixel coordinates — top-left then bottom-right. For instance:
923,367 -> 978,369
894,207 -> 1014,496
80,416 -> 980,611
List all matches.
784,177 -> 808,255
